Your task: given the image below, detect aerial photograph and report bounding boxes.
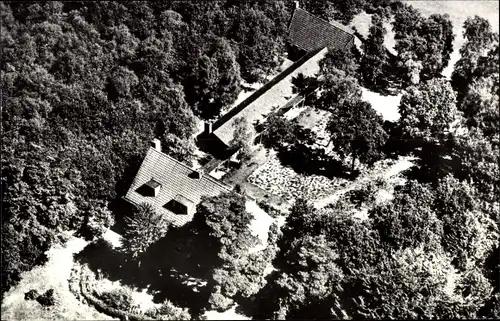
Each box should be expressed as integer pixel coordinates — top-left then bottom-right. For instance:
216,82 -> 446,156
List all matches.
1,0 -> 499,320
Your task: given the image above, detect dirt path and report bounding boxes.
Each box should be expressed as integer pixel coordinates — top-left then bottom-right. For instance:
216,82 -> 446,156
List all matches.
314,156 -> 416,209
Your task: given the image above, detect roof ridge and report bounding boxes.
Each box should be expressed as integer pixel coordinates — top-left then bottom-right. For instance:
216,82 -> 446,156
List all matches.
295,8 -> 354,35
149,147 -> 232,191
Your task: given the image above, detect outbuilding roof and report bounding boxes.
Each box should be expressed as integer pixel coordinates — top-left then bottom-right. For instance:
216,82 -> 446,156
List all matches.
288,8 -> 355,53
211,47 -> 329,146
124,147 -> 232,226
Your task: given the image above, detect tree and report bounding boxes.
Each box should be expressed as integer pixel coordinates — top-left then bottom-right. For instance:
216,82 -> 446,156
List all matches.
458,45 -> 499,142
319,46 -> 360,79
369,179 -> 444,251
451,16 -> 499,103
228,6 -> 285,83
122,203 -> 170,260
272,234 -> 344,319
193,192 -> 261,310
398,78 -> 462,144
450,128 -> 500,203
361,13 -> 387,87
186,37 -> 242,119
229,117 -> 256,161
392,4 -> 455,83
259,113 -> 316,152
326,99 -> 388,171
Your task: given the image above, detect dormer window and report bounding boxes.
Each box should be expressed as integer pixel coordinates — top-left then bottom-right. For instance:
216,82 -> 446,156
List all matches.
164,194 -> 195,215
136,178 -> 161,197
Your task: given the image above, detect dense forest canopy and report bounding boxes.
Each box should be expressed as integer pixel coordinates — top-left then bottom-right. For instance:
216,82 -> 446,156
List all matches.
1,1 -> 499,319
0,0 -> 292,298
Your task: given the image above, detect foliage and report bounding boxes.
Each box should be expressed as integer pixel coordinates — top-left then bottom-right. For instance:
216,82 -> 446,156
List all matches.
193,192 -> 278,310
97,287 -> 133,311
36,289 -> 56,307
185,37 -> 242,119
258,177 -> 498,319
398,78 -> 461,144
24,289 -> 39,301
122,203 -> 170,259
299,0 -> 367,25
319,46 -> 361,79
228,5 -> 286,83
451,16 -> 499,103
1,0 -> 292,296
229,117 -> 256,161
392,3 -> 455,83
326,98 -> 388,171
361,13 -> 388,87
449,128 -> 500,203
259,113 -> 316,151
144,299 -> 191,320
369,180 -> 443,250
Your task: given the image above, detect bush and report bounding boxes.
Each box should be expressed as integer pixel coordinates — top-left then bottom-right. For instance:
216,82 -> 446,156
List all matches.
144,299 -> 191,320
97,288 -> 133,311
208,287 -> 233,312
24,289 -> 39,301
256,200 -> 281,218
36,289 -> 55,307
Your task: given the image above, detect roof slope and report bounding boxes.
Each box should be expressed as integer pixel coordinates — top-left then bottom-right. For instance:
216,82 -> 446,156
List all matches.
212,47 -> 329,146
124,148 -> 232,226
288,8 -> 355,52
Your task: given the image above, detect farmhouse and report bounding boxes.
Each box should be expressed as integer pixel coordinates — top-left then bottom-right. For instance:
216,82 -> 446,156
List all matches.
125,6 -> 356,225
123,139 -> 232,226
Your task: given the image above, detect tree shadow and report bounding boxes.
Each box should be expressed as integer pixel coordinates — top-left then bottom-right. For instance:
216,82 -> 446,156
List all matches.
404,140 -> 459,185
275,144 -> 359,180
360,53 -> 403,96
75,213 -> 221,317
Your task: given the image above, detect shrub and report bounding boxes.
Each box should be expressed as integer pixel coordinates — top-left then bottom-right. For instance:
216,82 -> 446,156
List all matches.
36,289 -> 55,306
24,289 -> 39,301
145,299 -> 191,320
208,286 -> 233,312
97,288 -> 133,311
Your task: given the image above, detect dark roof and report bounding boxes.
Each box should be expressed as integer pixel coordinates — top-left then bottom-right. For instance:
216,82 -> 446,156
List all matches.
124,147 -> 232,226
288,8 -> 355,53
211,47 -> 329,146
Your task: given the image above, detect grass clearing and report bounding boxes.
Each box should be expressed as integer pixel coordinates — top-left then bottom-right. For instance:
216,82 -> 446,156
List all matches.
1,231 -> 115,321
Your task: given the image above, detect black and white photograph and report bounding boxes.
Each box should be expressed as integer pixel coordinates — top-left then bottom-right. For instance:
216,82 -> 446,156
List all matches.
1,0 -> 499,319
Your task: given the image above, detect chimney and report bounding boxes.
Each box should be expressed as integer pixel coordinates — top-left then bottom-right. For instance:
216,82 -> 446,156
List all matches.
204,121 -> 213,134
151,138 -> 161,152
295,1 -> 299,9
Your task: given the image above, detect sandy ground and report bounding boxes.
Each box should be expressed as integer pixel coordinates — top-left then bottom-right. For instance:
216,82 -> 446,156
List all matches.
314,156 -> 415,209
1,232 -> 115,321
103,229 -> 123,248
361,87 -> 402,122
246,200 -> 274,254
